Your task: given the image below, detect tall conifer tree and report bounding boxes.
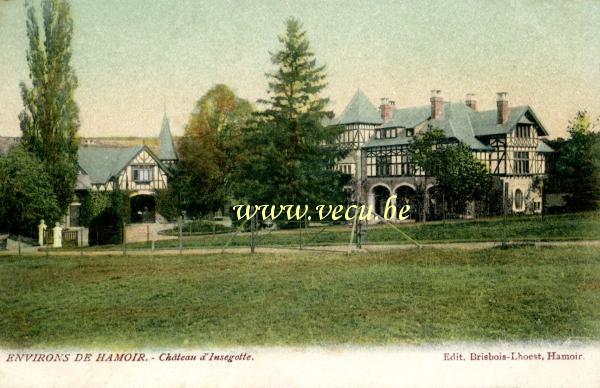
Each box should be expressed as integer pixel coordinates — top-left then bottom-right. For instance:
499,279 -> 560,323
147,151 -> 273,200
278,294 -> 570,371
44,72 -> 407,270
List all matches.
234,18 -> 346,206
19,0 -> 80,211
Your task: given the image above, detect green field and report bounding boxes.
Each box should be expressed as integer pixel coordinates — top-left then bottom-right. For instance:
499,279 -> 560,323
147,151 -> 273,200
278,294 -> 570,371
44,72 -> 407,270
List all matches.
1,246 -> 599,348
112,211 -> 600,250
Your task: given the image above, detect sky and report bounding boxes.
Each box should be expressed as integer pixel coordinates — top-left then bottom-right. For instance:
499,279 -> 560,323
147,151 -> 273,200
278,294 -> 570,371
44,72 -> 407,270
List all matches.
1,0 -> 599,139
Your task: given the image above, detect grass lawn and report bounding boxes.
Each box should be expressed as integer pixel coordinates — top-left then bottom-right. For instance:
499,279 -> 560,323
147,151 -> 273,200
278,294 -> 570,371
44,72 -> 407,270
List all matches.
1,246 -> 599,348
107,211 -> 600,250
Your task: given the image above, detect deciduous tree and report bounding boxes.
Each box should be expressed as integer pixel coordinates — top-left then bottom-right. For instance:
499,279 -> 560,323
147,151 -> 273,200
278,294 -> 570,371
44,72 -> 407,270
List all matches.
409,128 -> 493,219
19,0 -> 80,211
546,110 -> 600,211
177,84 -> 253,216
0,145 -> 61,236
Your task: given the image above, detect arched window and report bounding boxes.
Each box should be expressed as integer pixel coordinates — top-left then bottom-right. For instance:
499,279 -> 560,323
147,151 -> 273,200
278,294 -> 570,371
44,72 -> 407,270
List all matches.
514,189 -> 523,210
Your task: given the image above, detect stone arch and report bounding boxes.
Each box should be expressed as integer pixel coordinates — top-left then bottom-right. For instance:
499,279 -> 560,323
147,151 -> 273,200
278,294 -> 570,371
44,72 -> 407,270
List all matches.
370,184 -> 391,217
395,184 -> 418,220
369,182 -> 392,194
425,183 -> 437,191
392,182 -> 417,193
395,184 -> 417,206
130,191 -> 156,223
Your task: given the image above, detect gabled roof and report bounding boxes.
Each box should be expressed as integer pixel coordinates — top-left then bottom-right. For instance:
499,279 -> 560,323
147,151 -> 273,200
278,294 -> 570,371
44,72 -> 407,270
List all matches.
468,106 -> 548,137
78,146 -> 142,184
373,102 -> 490,150
431,102 -> 491,150
159,114 -> 178,161
335,90 -> 383,125
77,145 -> 171,185
363,100 -> 550,151
381,105 -> 430,129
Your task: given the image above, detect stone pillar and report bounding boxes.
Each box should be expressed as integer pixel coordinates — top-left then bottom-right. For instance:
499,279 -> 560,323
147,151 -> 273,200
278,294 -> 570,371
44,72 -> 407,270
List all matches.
80,227 -> 89,247
367,192 -> 380,222
38,219 -> 47,246
53,222 -> 62,248
368,192 -> 375,212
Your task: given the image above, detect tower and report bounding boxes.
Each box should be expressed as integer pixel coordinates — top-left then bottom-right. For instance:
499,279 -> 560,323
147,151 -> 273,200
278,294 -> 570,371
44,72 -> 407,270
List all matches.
158,113 -> 178,167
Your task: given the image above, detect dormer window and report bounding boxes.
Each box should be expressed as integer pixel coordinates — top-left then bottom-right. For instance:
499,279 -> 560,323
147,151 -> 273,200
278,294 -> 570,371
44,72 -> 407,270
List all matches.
406,128 -> 414,137
375,128 -> 398,139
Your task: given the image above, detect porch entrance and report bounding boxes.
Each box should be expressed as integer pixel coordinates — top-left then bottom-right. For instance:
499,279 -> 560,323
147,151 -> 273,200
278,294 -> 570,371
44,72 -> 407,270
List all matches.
131,194 -> 156,223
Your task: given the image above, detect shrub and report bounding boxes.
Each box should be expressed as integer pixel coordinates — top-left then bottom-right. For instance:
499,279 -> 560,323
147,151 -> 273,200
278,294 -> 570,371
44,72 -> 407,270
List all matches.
156,187 -> 180,221
0,145 -> 61,237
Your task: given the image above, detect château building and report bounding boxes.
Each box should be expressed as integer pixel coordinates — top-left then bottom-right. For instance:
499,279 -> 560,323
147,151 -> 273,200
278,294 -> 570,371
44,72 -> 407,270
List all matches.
330,90 -> 553,217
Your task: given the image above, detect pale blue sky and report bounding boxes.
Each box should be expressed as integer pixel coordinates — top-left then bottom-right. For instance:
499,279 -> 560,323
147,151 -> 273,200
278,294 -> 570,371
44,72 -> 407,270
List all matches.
1,0 -> 599,138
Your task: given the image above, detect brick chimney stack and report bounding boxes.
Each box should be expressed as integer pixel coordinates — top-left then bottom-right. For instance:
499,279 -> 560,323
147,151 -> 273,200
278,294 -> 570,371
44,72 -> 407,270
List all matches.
379,98 -> 395,122
465,93 -> 478,111
430,90 -> 444,120
497,92 -> 510,124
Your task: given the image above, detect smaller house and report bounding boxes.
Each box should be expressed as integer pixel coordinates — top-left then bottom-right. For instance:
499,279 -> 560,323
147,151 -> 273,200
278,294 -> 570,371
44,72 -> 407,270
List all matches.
67,115 -> 177,226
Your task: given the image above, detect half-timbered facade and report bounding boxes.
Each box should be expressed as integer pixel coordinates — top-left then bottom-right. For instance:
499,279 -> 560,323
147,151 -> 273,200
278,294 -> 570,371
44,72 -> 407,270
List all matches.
329,90 -> 383,198
67,115 -> 178,226
332,90 -> 553,216
77,146 -> 171,192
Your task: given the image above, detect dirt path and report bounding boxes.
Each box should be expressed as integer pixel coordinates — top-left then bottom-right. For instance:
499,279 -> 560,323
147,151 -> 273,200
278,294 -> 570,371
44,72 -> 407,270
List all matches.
125,223 -> 177,242
2,239 -> 599,257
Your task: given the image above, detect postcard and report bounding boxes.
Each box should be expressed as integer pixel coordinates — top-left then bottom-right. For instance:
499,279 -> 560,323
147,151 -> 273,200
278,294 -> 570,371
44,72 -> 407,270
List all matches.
0,0 -> 599,387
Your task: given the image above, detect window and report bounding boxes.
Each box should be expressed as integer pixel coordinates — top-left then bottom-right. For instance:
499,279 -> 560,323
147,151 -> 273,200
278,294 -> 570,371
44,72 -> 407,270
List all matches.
513,152 -> 530,174
366,146 -> 413,177
375,128 -> 398,139
515,125 -> 531,138
132,165 -> 153,183
514,189 -> 523,210
406,128 -> 414,137
376,156 -> 390,176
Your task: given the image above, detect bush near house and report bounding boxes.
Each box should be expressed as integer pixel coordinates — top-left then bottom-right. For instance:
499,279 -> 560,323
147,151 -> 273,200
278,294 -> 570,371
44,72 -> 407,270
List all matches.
155,187 -> 181,221
80,191 -> 130,245
0,145 -> 61,237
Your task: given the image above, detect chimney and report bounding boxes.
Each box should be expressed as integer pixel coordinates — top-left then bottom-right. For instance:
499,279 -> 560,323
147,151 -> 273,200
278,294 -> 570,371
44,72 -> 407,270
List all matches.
430,90 -> 444,120
497,92 -> 509,124
379,98 -> 395,122
465,93 -> 478,111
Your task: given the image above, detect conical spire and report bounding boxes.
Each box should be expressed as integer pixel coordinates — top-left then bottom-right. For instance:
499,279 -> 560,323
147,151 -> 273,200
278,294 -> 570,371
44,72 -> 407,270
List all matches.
158,113 -> 177,161
336,90 -> 383,125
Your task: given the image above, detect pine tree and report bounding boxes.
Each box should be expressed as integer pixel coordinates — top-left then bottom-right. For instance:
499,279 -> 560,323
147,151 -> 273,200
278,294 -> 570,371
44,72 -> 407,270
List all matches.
19,0 -> 80,212
234,18 -> 346,207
